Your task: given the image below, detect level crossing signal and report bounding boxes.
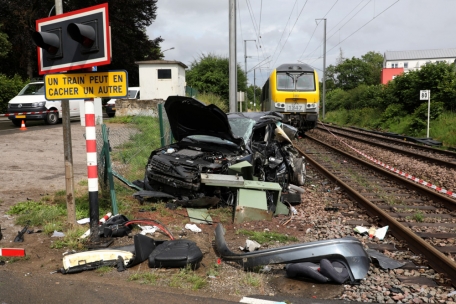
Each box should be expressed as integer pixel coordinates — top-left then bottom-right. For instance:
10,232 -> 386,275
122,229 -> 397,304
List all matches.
31,3 -> 110,75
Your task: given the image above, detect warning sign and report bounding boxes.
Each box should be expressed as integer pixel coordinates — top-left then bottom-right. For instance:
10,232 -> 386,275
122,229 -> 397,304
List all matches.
44,70 -> 128,100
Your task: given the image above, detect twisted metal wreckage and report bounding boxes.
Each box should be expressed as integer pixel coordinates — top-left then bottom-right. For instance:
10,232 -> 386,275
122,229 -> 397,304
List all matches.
59,96 -> 371,284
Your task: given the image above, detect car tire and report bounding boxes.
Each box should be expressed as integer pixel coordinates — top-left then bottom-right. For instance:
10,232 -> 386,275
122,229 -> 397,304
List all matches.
44,112 -> 59,125
291,157 -> 306,186
11,119 -> 22,127
107,113 -> 115,118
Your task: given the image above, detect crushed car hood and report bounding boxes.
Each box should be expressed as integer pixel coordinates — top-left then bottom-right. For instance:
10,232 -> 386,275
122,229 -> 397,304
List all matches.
164,96 -> 244,146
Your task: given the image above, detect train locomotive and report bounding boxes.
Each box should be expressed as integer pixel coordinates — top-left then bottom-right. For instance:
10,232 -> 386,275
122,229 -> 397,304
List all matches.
261,63 -> 319,134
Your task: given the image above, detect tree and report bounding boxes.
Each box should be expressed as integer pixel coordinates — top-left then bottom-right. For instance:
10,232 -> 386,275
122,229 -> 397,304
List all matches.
0,0 -> 163,85
246,84 -> 261,110
325,51 -> 384,91
186,53 -> 247,108
0,24 -> 11,58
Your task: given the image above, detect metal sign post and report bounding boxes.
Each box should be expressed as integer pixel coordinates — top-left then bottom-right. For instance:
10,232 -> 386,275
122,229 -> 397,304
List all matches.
420,90 -> 430,138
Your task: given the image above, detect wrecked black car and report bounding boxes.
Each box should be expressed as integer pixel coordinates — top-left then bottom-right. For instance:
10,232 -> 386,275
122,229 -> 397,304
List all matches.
141,96 -> 305,207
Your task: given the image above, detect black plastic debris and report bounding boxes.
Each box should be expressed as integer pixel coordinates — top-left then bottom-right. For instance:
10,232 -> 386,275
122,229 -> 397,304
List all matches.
366,249 -> 406,269
14,225 -> 28,242
148,239 -> 203,269
286,259 -> 350,284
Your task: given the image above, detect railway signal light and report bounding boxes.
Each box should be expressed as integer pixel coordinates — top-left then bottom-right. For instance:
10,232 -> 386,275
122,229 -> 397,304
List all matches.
67,22 -> 98,52
31,29 -> 62,58
33,3 -> 110,74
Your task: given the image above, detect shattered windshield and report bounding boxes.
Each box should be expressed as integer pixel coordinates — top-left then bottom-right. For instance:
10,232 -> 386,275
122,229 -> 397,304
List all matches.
228,117 -> 256,143
19,83 -> 45,95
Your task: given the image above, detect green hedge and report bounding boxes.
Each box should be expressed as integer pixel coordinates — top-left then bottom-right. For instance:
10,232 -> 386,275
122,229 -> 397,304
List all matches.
0,74 -> 27,114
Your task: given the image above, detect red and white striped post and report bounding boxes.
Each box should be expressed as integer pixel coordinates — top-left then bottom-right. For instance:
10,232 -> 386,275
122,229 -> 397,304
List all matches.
85,97 -> 100,242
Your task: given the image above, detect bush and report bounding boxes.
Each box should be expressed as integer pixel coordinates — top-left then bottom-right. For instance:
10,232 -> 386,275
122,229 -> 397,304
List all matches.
405,101 -> 444,136
0,74 -> 26,113
194,92 -> 229,112
380,104 -> 407,128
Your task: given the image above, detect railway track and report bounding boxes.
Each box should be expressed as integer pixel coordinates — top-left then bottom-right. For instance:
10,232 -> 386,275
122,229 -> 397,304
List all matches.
294,130 -> 456,288
316,123 -> 456,168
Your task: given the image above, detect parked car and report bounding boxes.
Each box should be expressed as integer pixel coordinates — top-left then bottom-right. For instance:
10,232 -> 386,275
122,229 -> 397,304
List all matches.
105,87 -> 140,117
141,96 -> 305,208
7,81 -> 82,126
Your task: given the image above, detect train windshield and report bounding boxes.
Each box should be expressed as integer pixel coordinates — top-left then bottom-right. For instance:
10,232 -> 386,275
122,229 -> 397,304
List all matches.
276,72 -> 315,91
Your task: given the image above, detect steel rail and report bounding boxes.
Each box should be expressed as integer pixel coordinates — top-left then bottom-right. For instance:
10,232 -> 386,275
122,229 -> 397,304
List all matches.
305,134 -> 456,209
316,126 -> 456,169
296,137 -> 456,286
317,123 -> 456,158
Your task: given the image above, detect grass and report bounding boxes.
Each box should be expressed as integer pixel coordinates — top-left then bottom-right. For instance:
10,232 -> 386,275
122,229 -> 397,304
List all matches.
208,206 -> 233,223
241,272 -> 263,287
324,109 -> 456,148
236,229 -> 298,245
128,271 -> 160,284
107,115 -> 162,182
7,113 -> 163,249
169,266 -> 207,290
95,266 -> 113,275
413,211 -> 425,222
0,256 -> 30,263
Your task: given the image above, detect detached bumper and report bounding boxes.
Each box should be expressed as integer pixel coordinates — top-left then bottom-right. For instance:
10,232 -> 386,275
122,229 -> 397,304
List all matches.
213,223 -> 370,283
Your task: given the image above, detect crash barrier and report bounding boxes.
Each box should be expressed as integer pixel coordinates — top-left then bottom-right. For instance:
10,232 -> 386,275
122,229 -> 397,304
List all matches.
97,105 -> 173,200
320,123 -> 456,199
0,110 -> 58,117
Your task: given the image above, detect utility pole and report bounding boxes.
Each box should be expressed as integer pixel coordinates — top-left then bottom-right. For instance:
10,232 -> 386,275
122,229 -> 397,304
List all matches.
253,69 -> 256,108
229,0 -> 236,113
55,0 -> 77,226
316,18 -> 327,120
244,39 -> 255,110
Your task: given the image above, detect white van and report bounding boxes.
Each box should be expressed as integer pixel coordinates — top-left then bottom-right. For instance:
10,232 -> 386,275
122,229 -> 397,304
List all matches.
105,87 -> 140,117
7,81 -> 82,127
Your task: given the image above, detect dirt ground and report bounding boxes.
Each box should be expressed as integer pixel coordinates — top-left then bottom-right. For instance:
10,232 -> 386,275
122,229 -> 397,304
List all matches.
0,123 -> 344,301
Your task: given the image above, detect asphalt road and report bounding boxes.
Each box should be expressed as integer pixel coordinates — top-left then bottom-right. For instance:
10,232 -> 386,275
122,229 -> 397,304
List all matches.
0,269 -> 361,304
0,269 -> 239,304
0,116 -> 91,133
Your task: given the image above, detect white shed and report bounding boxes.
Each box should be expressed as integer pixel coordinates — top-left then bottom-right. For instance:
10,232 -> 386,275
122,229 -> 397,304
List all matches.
135,60 -> 188,100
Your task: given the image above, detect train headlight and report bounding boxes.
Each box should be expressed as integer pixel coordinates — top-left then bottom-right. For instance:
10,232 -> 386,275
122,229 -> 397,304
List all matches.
275,103 -> 285,109
306,103 -> 316,109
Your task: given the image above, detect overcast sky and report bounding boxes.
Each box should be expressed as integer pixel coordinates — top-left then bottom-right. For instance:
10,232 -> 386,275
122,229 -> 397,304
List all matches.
147,0 -> 455,87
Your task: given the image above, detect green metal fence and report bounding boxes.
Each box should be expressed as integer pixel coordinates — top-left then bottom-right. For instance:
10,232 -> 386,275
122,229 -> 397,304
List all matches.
97,104 -> 173,206
185,86 -> 198,97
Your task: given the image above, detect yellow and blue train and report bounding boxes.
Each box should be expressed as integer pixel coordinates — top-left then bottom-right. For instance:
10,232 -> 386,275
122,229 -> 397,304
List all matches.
261,63 -> 319,133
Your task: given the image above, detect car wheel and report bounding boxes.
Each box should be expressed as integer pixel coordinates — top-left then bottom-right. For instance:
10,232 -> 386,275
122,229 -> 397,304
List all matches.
11,119 -> 23,127
291,157 -> 306,186
45,112 -> 59,125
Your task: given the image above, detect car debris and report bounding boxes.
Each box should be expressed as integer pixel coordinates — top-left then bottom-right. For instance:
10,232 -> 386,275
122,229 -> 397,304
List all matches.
61,220 -> 204,274
239,239 -> 261,252
133,96 -> 305,219
286,259 -> 350,284
213,223 -> 370,284
60,249 -> 134,274
366,249 -> 406,270
148,239 -> 203,269
185,223 -> 202,233
13,225 -> 28,242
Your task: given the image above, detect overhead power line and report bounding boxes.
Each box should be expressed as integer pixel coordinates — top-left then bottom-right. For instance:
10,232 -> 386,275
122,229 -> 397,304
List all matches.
303,0 -> 372,62
271,0 -> 308,69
